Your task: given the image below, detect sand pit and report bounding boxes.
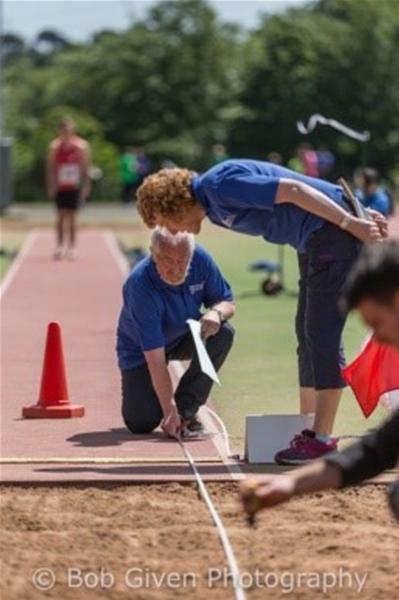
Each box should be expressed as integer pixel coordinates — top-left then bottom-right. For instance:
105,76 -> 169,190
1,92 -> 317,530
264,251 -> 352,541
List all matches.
1,483 -> 398,599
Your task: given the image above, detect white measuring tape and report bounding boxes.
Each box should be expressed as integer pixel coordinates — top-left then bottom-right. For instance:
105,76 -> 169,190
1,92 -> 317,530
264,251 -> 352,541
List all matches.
178,438 -> 246,600
206,406 -> 235,458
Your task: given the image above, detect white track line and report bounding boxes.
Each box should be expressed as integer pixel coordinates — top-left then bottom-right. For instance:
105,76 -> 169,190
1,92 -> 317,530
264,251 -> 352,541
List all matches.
0,456 -> 221,464
103,230 -> 130,276
0,230 -> 38,300
179,439 -> 246,600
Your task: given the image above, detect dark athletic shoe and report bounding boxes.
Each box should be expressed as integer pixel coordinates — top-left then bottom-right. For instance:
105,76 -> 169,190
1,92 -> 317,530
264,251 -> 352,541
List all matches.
180,415 -> 206,438
186,416 -> 205,434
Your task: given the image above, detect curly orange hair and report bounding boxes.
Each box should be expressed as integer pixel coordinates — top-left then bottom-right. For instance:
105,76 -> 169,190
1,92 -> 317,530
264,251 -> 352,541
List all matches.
137,168 -> 197,228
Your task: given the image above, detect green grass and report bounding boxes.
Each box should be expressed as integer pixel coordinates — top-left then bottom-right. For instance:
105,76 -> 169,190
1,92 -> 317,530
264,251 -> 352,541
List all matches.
0,230 -> 26,280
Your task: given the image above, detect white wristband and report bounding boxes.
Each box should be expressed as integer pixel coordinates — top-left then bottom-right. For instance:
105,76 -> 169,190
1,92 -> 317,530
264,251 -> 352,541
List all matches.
339,214 -> 351,230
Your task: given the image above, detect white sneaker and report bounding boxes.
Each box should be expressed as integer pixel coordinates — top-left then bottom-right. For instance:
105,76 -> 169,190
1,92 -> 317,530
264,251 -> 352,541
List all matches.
53,247 -> 65,260
66,248 -> 78,261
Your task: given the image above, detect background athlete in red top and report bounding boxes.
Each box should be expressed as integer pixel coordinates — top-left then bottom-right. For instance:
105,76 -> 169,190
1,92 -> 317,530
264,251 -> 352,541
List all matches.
46,118 -> 91,260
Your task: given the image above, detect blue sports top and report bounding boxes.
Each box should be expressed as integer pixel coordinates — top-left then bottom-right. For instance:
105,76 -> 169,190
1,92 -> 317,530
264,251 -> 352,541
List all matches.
358,189 -> 391,216
191,159 -> 348,252
116,245 -> 233,370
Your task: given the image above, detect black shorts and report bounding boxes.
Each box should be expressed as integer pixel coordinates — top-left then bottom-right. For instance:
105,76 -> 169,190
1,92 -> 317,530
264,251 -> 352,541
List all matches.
55,190 -> 80,211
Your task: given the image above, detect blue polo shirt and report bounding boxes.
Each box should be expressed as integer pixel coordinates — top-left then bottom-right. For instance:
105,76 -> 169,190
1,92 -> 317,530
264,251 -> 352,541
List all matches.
358,189 -> 392,216
116,245 -> 233,370
191,159 -> 348,252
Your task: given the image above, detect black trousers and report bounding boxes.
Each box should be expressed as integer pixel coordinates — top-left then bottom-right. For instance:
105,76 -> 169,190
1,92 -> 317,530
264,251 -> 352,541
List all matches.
121,322 -> 234,434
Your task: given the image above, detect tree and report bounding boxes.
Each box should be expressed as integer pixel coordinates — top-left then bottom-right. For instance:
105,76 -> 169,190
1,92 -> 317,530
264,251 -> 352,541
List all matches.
4,0 -> 398,200
42,0 -> 241,166
31,30 -> 72,65
229,0 -> 399,175
0,33 -> 26,65
312,0 -> 399,172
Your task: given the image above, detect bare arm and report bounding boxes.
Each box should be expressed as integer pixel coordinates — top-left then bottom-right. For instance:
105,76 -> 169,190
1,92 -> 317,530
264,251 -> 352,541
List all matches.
275,179 -> 386,243
144,347 -> 181,437
209,300 -> 235,321
45,145 -> 56,199
144,348 -> 174,413
290,460 -> 342,494
240,460 -> 342,517
80,142 -> 92,201
201,300 -> 235,339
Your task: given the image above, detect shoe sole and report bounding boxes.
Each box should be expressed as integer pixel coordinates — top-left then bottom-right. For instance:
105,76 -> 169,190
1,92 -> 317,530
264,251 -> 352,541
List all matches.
275,457 -> 314,465
181,429 -> 203,439
275,449 -> 338,465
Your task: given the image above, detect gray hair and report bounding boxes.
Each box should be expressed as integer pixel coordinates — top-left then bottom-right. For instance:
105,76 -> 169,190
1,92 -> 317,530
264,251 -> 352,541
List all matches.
150,227 -> 195,256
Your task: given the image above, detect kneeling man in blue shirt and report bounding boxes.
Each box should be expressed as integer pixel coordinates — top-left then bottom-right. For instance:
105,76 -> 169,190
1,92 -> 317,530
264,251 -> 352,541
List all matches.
116,227 -> 235,438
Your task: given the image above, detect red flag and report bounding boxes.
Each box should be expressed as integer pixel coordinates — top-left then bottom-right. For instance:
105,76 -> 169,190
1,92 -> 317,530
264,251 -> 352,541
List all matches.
342,337 -> 399,417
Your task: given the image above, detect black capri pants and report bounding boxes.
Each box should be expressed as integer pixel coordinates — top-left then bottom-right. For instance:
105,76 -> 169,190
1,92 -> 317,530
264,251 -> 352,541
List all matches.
296,221 -> 361,390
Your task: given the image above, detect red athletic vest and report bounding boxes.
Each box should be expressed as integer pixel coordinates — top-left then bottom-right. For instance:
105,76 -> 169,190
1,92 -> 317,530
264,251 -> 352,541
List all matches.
54,138 -> 83,191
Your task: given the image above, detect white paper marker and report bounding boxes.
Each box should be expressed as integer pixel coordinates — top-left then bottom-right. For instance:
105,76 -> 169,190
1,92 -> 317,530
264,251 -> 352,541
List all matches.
186,319 -> 221,385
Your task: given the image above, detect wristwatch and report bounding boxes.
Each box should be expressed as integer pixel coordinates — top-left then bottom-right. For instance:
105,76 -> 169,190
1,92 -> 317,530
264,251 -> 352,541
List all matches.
209,307 -> 224,323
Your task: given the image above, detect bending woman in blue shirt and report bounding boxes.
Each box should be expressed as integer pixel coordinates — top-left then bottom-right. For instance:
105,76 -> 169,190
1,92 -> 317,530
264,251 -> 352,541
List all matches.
137,159 -> 388,464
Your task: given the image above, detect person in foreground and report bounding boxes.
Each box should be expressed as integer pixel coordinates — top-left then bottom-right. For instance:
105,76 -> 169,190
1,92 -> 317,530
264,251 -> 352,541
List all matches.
137,159 -> 388,462
116,227 -> 235,438
240,242 -> 399,523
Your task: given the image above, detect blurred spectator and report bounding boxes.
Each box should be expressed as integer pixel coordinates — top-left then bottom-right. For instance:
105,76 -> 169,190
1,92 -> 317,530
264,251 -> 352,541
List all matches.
119,147 -> 139,205
317,145 -> 335,181
358,168 -> 393,217
211,143 -> 229,165
136,147 -> 152,185
267,151 -> 283,165
298,143 -> 319,178
46,117 -> 91,260
353,167 -> 364,196
287,147 -> 304,173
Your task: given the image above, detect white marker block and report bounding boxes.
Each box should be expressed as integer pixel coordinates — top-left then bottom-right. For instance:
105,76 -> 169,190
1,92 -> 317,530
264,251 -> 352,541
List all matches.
245,414 -> 315,463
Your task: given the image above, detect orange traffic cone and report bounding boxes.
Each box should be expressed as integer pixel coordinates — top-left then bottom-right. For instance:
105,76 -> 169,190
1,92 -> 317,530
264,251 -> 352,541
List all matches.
22,322 -> 85,418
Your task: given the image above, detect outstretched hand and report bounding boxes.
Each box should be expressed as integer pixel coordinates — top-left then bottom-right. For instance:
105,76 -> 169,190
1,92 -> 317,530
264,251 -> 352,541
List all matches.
240,476 -> 295,519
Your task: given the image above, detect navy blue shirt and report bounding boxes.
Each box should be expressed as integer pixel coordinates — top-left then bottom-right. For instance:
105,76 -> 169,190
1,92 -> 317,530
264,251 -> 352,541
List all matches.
192,159 -> 348,252
116,245 -> 233,370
